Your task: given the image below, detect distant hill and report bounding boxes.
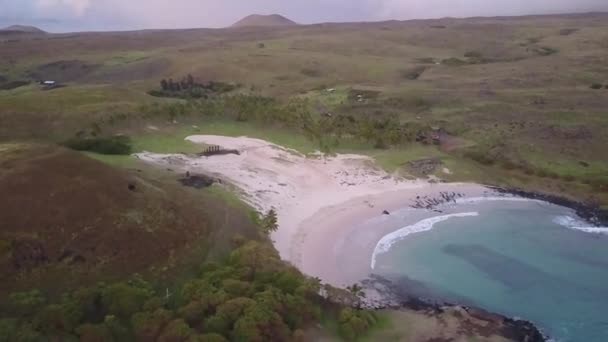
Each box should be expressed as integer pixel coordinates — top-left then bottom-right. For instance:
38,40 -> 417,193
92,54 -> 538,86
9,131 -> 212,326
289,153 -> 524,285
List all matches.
231,14 -> 297,28
0,25 -> 46,33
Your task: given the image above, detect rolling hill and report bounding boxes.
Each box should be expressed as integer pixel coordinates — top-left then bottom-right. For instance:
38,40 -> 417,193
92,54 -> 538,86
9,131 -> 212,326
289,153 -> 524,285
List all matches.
231,14 -> 297,28
0,25 -> 46,34
0,143 -> 258,295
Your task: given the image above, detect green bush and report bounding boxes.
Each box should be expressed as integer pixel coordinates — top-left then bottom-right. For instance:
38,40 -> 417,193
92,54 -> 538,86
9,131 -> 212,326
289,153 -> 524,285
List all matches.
0,319 -> 18,341
8,290 -> 46,316
64,136 -> 132,155
534,46 -> 558,56
201,333 -> 228,342
101,282 -> 154,318
441,58 -> 469,66
338,308 -> 377,341
0,238 -> 377,342
590,83 -> 603,90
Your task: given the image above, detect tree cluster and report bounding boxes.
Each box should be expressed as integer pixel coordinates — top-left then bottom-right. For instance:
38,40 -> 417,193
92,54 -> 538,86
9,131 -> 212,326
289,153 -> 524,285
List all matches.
139,94 -> 422,154
0,236 -> 378,341
150,75 -> 238,99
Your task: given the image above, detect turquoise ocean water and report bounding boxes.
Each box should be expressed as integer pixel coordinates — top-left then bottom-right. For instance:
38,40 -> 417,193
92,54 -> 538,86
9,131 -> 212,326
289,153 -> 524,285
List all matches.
371,199 -> 608,342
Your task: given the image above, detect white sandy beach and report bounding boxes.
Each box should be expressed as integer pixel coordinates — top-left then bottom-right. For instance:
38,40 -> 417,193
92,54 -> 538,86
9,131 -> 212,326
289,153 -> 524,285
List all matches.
136,135 -> 493,286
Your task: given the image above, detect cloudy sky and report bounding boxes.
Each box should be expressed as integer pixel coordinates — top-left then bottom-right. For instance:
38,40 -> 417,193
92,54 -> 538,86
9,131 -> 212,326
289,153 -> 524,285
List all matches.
1,0 -> 607,32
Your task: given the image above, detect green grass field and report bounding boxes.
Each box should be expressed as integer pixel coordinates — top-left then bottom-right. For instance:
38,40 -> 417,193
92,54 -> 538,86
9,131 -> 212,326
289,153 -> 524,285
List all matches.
1,13 -> 607,205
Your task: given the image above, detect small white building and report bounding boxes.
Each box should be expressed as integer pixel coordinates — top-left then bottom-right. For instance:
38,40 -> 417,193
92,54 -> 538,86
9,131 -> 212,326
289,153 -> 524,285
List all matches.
42,80 -> 56,86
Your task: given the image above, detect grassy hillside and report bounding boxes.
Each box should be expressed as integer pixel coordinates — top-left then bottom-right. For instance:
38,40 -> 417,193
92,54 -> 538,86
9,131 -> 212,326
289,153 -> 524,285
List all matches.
0,144 -> 401,341
0,13 -> 606,206
0,25 -> 45,34
0,144 -> 260,296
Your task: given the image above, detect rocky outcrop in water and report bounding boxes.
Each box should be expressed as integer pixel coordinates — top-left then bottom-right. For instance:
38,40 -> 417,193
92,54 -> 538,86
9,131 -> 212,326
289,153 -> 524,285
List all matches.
490,186 -> 608,226
410,191 -> 465,211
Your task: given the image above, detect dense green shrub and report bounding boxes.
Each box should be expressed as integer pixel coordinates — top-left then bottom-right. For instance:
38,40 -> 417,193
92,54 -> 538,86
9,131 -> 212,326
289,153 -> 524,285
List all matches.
64,136 -> 132,155
150,77 -> 238,99
534,46 -> 558,56
134,93 -> 417,154
338,308 -> 378,341
590,83 -> 603,90
0,236 -> 378,341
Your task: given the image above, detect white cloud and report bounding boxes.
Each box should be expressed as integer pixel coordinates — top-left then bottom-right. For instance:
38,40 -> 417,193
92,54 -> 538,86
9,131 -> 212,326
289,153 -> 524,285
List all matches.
4,0 -> 608,31
372,0 -> 608,20
36,0 -> 91,16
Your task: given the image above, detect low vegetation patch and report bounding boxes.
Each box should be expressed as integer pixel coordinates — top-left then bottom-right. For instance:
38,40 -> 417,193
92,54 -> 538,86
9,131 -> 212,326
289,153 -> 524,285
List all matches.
27,60 -> 99,82
148,74 -> 238,99
532,46 -> 558,56
0,80 -> 30,90
300,68 -> 322,77
441,57 -> 469,66
124,94 -> 420,154
64,136 -> 132,155
590,83 -> 604,90
347,89 -> 381,101
400,66 -> 427,80
463,51 -> 491,64
414,57 -> 436,64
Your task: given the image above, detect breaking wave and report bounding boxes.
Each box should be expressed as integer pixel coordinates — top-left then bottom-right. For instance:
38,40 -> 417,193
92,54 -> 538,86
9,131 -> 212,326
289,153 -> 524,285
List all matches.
370,212 -> 479,269
454,196 -> 547,205
553,215 -> 608,235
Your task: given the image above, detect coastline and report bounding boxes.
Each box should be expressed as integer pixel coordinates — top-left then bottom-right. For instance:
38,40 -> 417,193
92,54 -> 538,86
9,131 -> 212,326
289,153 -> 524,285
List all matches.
292,183 -> 491,286
132,135 -> 608,342
489,186 -> 608,226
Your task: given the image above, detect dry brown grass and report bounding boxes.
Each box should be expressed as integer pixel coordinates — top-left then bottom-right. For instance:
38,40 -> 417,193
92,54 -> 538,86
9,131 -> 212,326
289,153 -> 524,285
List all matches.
0,144 -> 257,296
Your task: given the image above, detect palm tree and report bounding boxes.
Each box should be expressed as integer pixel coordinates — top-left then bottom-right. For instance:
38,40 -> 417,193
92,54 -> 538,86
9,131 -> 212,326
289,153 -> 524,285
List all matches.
261,208 -> 278,234
346,283 -> 366,309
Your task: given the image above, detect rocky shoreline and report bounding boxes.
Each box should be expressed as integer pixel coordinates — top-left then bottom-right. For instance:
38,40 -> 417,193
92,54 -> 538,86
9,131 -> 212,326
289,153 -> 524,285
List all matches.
359,274 -> 548,342
353,186 -> 608,342
489,185 -> 608,226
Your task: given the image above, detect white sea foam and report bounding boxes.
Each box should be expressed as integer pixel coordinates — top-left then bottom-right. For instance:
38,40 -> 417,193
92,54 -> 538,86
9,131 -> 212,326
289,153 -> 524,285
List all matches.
459,197 -> 608,235
454,196 -> 546,205
553,215 -> 608,235
370,212 -> 479,269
